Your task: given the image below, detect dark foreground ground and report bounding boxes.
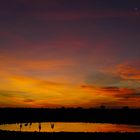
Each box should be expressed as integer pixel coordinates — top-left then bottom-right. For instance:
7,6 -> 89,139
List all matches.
0,131 -> 140,140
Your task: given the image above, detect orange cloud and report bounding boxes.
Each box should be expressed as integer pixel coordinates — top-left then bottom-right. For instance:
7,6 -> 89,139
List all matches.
80,84 -> 140,108
81,84 -> 140,99
117,64 -> 140,81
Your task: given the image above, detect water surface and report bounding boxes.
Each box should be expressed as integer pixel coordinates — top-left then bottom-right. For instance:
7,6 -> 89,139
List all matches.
0,122 -> 140,132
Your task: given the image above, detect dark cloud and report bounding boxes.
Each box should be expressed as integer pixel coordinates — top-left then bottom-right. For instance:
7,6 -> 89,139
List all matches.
100,87 -> 120,92
24,99 -> 35,103
100,86 -> 140,98
81,85 -> 94,89
81,84 -> 140,101
101,86 -> 140,99
116,92 -> 140,99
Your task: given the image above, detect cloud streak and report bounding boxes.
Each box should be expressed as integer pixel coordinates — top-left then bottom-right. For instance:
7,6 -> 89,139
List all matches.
117,64 -> 140,81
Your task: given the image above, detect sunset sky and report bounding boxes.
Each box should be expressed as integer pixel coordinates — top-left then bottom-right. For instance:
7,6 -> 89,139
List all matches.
0,0 -> 140,108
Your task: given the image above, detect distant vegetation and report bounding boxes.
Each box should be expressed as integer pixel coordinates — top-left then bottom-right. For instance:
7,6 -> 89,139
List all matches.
0,107 -> 140,125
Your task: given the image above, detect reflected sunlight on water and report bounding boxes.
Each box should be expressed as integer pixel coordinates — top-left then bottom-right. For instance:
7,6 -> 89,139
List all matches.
0,122 -> 140,132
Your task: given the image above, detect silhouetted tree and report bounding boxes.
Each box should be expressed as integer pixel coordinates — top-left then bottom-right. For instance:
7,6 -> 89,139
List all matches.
122,106 -> 129,110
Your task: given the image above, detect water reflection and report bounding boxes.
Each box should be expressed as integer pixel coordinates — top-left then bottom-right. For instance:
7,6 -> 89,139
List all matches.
38,123 -> 41,132
25,123 -> 28,127
0,122 -> 140,132
51,123 -> 54,129
19,124 -> 22,132
29,122 -> 32,128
